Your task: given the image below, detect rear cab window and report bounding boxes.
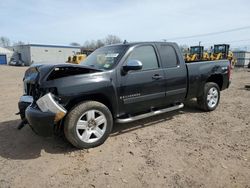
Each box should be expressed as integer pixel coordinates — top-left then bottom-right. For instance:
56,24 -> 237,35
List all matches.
158,45 -> 179,68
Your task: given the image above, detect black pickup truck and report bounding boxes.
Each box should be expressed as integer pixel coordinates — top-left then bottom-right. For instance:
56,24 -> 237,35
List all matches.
18,42 -> 231,148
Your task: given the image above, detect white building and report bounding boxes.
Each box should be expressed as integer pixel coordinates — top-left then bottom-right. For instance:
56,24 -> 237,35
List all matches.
0,47 -> 14,65
233,51 -> 250,67
10,44 -> 81,66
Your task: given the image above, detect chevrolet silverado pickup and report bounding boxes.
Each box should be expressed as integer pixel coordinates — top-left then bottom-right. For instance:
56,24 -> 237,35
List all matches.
18,42 -> 231,149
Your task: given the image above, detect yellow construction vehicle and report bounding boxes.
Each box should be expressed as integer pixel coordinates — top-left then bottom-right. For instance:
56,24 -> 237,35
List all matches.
67,49 -> 94,64
185,46 -> 210,62
210,44 -> 237,66
67,54 -> 87,64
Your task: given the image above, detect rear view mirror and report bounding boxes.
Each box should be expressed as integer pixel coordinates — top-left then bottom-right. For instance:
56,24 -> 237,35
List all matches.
123,59 -> 143,72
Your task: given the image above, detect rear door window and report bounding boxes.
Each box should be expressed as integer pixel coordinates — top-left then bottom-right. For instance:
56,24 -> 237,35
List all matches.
159,45 -> 179,68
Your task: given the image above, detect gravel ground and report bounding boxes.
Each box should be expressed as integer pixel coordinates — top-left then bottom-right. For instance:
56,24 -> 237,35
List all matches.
0,66 -> 249,188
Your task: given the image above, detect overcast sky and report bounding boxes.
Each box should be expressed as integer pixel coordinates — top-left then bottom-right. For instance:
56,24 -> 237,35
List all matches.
1,0 -> 250,49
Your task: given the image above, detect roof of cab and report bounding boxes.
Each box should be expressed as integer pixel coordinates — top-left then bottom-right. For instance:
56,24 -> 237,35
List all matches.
105,41 -> 177,47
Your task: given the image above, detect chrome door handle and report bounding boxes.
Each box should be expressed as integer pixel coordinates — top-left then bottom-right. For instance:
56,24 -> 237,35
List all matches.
152,74 -> 163,80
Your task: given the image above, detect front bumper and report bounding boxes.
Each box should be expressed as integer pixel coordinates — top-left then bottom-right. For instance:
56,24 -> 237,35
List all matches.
26,105 -> 55,136
18,93 -> 67,137
18,95 -> 33,120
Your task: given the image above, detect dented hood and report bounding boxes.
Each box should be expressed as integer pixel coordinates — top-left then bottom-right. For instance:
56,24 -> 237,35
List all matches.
24,63 -> 102,84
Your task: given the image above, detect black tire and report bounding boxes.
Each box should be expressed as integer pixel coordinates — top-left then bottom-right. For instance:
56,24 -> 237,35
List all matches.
64,101 -> 113,149
197,82 -> 220,111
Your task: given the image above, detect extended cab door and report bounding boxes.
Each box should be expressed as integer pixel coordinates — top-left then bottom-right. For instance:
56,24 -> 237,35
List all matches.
156,44 -> 187,104
118,45 -> 166,115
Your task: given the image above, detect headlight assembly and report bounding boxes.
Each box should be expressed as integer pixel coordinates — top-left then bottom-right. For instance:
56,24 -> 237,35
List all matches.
36,93 -> 67,122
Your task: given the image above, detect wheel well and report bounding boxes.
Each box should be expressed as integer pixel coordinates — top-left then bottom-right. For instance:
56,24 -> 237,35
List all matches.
206,74 -> 223,90
66,94 -> 114,114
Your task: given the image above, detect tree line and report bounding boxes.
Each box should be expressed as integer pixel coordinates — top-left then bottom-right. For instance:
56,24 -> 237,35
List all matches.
70,34 -> 122,49
0,36 -> 26,47
0,35 -> 122,49
0,35 -> 204,53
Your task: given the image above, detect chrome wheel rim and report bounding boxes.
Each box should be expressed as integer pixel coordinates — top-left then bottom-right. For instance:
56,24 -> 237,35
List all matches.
207,87 -> 218,108
76,110 -> 107,143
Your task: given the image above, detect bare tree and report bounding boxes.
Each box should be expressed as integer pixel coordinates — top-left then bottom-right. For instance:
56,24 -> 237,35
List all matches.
82,35 -> 122,50
13,41 -> 26,46
83,39 -> 104,49
83,41 -> 90,48
83,40 -> 95,49
89,40 -> 98,49
104,35 -> 121,45
0,36 -> 11,47
70,42 -> 81,47
96,39 -> 105,48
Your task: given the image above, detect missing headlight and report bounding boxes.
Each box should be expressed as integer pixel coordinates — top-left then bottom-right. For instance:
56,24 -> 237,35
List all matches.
36,93 -> 67,122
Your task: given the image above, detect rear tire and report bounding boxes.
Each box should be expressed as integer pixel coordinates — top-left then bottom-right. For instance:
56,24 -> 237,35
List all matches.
64,101 -> 113,149
197,82 -> 220,111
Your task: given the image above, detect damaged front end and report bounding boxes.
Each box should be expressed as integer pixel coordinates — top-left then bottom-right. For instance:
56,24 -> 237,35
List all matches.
18,90 -> 67,136
18,63 -> 101,136
18,94 -> 66,137
18,65 -> 68,136
25,93 -> 67,136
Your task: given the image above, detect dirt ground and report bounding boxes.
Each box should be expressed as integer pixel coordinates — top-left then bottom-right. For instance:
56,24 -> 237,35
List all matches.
0,66 -> 249,188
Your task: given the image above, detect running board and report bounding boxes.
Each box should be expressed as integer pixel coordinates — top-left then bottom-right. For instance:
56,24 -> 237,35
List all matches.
116,103 -> 184,123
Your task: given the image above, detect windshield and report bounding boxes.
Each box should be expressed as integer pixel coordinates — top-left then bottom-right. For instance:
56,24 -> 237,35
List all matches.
190,47 -> 201,54
80,45 -> 128,70
214,45 -> 226,53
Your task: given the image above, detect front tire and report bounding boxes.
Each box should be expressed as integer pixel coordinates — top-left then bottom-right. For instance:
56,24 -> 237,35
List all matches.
197,82 -> 220,111
64,101 -> 113,149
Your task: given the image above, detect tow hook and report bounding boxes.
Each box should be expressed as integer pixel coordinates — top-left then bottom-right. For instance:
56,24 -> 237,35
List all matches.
17,118 -> 28,130
15,111 -> 27,129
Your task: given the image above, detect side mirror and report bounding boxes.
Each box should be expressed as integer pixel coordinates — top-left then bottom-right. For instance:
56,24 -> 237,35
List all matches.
123,59 -> 143,72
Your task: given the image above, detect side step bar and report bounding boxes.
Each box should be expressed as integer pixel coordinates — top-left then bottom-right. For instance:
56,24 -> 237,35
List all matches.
116,103 -> 184,124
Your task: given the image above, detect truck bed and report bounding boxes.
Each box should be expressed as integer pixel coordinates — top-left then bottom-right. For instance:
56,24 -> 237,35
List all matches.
185,59 -> 230,99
